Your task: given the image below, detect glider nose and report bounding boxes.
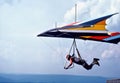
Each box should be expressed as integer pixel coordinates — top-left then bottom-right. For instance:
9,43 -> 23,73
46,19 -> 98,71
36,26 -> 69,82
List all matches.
37,31 -> 49,37
37,34 -> 41,37
37,33 -> 45,37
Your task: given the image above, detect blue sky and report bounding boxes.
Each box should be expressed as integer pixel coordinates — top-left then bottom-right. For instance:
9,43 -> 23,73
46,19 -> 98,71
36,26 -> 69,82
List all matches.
0,0 -> 120,77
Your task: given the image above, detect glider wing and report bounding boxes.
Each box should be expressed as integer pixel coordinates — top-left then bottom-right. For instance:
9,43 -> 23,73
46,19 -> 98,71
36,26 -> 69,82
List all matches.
37,13 -> 120,44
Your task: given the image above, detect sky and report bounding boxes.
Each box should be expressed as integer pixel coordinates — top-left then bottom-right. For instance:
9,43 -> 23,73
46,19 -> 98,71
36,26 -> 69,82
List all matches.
0,0 -> 120,77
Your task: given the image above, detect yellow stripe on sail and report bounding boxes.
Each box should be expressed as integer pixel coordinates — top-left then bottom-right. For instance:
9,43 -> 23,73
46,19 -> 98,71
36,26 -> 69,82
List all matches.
65,20 -> 107,31
66,25 -> 106,31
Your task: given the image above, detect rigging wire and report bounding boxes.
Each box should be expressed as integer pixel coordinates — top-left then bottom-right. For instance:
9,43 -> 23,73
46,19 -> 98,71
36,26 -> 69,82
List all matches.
55,22 -> 66,65
40,38 -> 61,55
57,38 -> 67,65
40,38 -> 65,65
68,38 -> 78,57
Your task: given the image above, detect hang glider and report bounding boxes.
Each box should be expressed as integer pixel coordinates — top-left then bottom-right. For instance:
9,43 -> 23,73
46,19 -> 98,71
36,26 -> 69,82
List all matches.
37,13 -> 120,44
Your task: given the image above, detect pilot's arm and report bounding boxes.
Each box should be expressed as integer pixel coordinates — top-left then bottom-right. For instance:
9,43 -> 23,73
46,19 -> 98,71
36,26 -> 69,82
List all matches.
64,58 -> 73,69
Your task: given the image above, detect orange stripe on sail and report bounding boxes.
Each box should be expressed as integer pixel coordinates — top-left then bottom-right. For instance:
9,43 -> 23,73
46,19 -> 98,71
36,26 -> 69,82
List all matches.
96,20 -> 106,25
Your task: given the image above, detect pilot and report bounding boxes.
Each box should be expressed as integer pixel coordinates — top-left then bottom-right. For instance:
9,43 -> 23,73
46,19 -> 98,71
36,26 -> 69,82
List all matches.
64,48 -> 100,70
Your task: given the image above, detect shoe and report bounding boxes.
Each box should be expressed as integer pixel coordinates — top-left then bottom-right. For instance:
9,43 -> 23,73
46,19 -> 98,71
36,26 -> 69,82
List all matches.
93,58 -> 100,66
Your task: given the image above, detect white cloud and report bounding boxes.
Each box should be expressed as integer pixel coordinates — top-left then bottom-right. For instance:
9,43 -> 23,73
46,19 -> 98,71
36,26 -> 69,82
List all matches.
101,44 -> 120,59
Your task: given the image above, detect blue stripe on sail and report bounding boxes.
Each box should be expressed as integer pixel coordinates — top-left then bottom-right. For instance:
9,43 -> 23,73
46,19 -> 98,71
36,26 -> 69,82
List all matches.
78,13 -> 118,26
104,35 -> 120,41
